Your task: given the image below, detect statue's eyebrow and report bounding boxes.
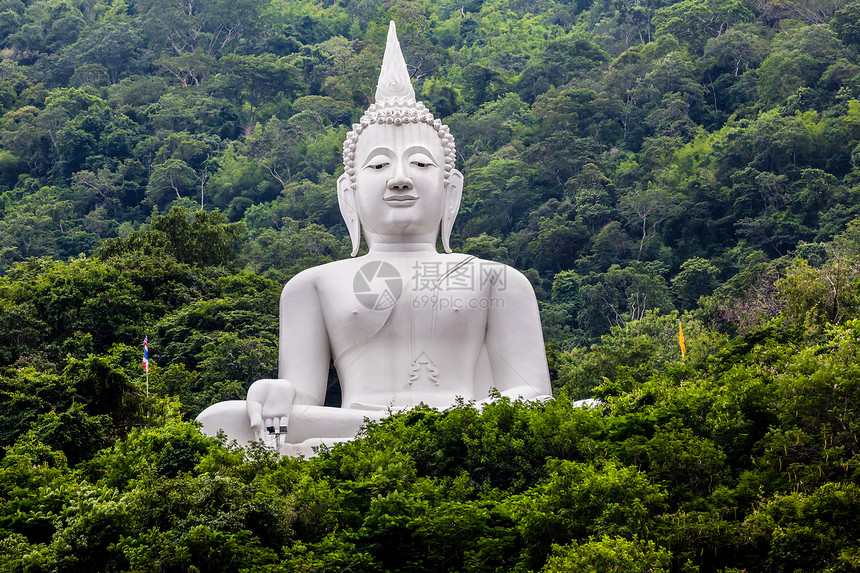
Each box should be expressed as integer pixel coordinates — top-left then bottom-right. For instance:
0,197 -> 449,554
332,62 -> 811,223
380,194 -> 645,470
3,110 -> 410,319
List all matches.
360,147 -> 395,167
403,145 -> 440,165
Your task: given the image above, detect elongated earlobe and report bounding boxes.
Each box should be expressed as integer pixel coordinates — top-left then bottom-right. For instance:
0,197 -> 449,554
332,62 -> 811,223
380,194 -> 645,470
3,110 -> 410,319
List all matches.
441,169 -> 463,254
337,174 -> 361,256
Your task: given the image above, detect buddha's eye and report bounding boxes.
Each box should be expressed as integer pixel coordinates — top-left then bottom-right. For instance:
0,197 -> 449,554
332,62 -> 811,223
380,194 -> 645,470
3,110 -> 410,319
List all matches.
410,154 -> 436,168
363,155 -> 390,170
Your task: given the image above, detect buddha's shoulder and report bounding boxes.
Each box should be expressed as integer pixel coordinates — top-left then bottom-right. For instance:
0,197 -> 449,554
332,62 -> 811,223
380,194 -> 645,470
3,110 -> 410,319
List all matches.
281,258 -> 364,293
445,253 -> 534,291
445,252 -> 508,267
447,252 -> 523,271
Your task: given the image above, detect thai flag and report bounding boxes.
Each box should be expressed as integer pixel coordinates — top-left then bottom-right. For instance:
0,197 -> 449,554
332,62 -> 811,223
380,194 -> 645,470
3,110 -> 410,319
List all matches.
142,336 -> 149,373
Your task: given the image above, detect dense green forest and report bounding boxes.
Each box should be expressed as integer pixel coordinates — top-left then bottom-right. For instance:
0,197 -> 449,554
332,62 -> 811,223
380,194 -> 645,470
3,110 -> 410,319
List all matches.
2,0 -> 860,569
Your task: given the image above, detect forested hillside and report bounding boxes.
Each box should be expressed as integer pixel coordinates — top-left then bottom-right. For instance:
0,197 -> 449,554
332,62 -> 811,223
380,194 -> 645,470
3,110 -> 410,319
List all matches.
2,0 -> 860,570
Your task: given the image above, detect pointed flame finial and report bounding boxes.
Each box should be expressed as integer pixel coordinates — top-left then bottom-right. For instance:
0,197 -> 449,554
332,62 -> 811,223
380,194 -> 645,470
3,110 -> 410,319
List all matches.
375,21 -> 415,103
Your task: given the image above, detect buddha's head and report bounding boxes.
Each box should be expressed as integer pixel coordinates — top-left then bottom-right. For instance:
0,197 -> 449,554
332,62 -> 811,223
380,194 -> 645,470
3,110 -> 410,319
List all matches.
338,22 -> 463,255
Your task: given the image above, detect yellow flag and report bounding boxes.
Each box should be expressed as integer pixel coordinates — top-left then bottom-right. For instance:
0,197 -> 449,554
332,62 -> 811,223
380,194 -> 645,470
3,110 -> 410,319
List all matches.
678,320 -> 686,359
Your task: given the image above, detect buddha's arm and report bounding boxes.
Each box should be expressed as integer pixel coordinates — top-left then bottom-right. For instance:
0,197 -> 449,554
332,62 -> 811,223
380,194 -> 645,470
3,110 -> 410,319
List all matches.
246,271 -> 332,440
277,269 -> 331,405
484,268 -> 552,401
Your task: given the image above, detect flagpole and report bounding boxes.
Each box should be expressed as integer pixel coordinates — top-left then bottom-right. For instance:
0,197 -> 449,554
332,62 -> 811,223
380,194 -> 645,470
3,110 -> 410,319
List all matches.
143,336 -> 150,397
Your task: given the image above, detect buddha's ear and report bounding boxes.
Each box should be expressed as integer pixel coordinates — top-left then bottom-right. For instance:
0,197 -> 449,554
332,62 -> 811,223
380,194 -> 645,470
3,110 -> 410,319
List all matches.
441,169 -> 463,254
337,173 -> 361,257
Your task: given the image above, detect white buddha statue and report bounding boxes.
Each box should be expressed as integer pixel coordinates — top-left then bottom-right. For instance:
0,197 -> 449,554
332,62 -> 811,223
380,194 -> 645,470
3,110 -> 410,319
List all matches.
197,22 -> 551,456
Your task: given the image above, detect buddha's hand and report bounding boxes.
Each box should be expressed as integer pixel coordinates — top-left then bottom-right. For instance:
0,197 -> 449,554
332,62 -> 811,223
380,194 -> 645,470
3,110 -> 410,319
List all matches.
247,378 -> 296,443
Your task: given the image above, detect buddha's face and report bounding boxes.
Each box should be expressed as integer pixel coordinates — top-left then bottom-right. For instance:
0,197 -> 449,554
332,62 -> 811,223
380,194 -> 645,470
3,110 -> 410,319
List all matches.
352,122 -> 447,239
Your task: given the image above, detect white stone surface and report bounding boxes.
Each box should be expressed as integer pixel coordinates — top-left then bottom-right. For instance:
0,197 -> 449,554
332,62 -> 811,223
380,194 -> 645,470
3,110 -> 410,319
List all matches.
197,21 -> 552,455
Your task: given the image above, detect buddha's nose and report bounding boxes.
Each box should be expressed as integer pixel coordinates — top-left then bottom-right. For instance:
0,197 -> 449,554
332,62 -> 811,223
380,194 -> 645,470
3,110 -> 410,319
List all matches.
388,177 -> 413,191
387,160 -> 413,191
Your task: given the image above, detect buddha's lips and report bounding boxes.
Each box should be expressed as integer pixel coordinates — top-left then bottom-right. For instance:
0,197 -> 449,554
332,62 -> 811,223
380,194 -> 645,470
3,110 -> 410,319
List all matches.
384,195 -> 419,204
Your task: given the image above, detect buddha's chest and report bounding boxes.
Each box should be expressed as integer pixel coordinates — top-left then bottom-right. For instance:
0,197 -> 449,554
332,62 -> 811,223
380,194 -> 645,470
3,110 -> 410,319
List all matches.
314,257 -> 494,360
